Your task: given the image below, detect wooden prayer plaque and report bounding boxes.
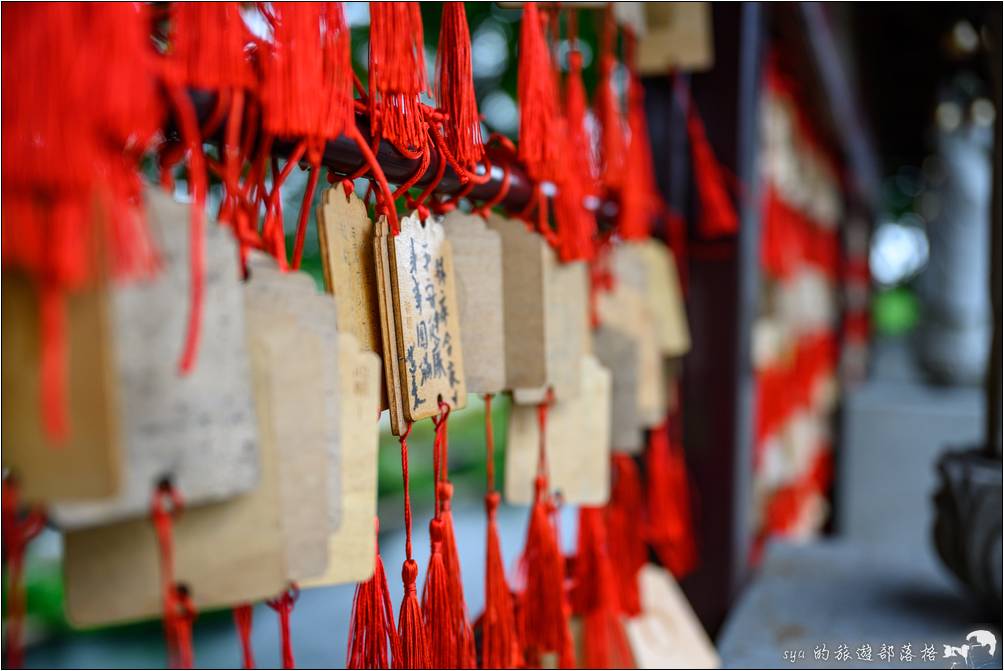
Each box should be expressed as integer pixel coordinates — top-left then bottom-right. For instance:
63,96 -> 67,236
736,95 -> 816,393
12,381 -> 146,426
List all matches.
302,333 -> 381,587
2,274 -> 121,502
637,240 -> 691,357
593,325 -> 643,453
505,356 -> 612,505
316,188 -> 381,353
387,213 -> 467,419
442,211 -> 506,394
513,257 -> 589,404
637,3 -> 714,75
244,259 -> 342,535
374,216 -> 409,435
485,214 -> 549,390
626,565 -> 720,669
51,187 -> 260,528
62,277 -> 312,625
245,267 -> 332,581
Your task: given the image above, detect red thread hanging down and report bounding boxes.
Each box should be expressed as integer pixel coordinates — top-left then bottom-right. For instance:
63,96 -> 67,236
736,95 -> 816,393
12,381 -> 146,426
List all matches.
261,3 -> 357,270
682,85 -> 739,238
233,603 -> 256,669
151,481 -> 198,669
368,2 -> 428,154
396,423 -> 431,669
267,584 -> 299,670
571,507 -> 635,668
595,6 -> 626,193
2,478 -> 46,669
604,455 -> 646,617
478,394 -> 523,669
347,518 -> 401,670
435,2 -> 483,170
619,31 -> 661,242
422,402 -> 455,667
430,401 -> 477,668
519,393 -> 575,669
645,417 -> 698,579
517,3 -> 561,183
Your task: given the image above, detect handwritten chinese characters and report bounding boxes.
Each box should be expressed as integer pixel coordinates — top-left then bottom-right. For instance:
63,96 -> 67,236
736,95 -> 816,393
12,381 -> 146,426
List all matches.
384,213 -> 467,424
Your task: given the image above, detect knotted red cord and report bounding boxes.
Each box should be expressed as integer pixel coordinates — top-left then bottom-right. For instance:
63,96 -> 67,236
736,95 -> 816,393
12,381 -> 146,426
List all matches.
422,403 -> 456,667
519,392 -> 575,668
396,422 -> 431,669
434,401 -> 477,667
267,584 -> 299,669
571,507 -> 634,668
233,603 -> 256,669
645,416 -> 699,578
478,394 -> 523,669
151,481 -> 197,669
347,518 -> 401,669
604,455 -> 646,617
2,478 -> 46,668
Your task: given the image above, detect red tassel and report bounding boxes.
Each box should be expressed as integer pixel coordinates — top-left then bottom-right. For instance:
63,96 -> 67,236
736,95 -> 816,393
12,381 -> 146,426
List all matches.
261,2 -> 354,149
396,425 -> 431,669
369,2 -> 428,153
168,3 -> 252,91
604,455 -> 646,617
619,33 -> 660,241
233,604 -> 256,669
479,395 -> 523,668
688,102 -> 739,237
554,18 -> 597,263
347,522 -> 401,669
436,2 -> 483,169
423,403 -> 476,668
422,518 -> 455,666
519,400 -> 575,668
267,585 -> 299,670
645,422 -> 698,578
2,478 -> 46,668
517,3 -> 561,182
572,508 -> 634,669
595,8 -> 626,192
3,4 -> 159,441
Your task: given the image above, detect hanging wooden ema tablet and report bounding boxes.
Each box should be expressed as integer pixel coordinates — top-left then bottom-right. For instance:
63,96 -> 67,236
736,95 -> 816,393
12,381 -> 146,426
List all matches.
625,565 -> 720,669
442,211 -> 506,394
604,244 -> 666,428
505,355 -> 612,505
302,332 -> 381,587
51,187 -> 260,528
485,214 -> 548,389
242,258 -> 333,581
2,272 -> 121,502
376,212 -> 467,435
637,240 -> 691,357
593,324 -> 644,454
513,254 -> 590,404
317,187 -> 386,409
62,265 -> 333,622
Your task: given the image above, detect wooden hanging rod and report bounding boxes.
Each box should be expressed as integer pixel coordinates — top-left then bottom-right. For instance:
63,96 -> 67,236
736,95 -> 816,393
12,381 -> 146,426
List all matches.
181,89 -> 547,217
